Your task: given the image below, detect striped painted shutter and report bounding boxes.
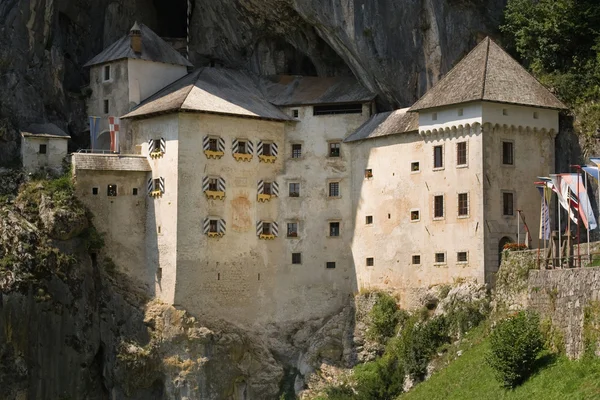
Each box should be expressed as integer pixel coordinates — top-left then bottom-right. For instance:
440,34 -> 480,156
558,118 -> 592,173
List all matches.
148,139 -> 155,153
218,137 -> 225,152
203,136 -> 210,151
257,140 -> 263,155
160,138 -> 166,153
202,176 -> 209,192
257,180 -> 264,194
272,181 -> 279,197
271,142 -> 278,157
272,221 -> 279,237
147,178 -> 153,195
218,177 -> 226,192
247,140 -> 254,155
218,219 -> 226,234
159,177 -> 165,193
203,217 -> 210,234
256,220 -> 263,236
232,138 -> 239,154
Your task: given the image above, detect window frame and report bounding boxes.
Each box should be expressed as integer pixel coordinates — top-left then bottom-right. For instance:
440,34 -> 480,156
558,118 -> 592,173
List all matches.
262,222 -> 272,235
328,181 -> 341,198
366,257 -> 374,267
434,252 -> 446,265
410,209 -> 420,222
92,187 -> 98,195
103,99 -> 109,114
433,144 -> 444,170
456,141 -> 468,167
412,255 -> 421,265
208,178 -> 219,191
208,137 -> 218,151
366,215 -> 373,225
503,191 -> 515,217
103,65 -> 111,82
292,109 -> 299,118
39,144 -> 47,154
457,192 -> 469,218
209,219 -> 219,233
457,251 -> 468,263
289,182 -> 300,197
329,221 -> 340,237
292,252 -> 302,264
502,140 -> 514,166
132,188 -> 138,196
291,143 -> 302,159
326,261 -> 336,269
287,222 -> 299,238
433,194 -> 445,220
328,141 -> 341,158
411,161 -> 420,173
237,140 -> 248,154
107,184 -> 117,197
364,169 -> 373,178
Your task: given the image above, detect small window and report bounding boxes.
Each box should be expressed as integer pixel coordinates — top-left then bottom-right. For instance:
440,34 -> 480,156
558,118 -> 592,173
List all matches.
364,169 -> 373,178
458,193 -> 469,217
432,112 -> 438,121
329,222 -> 340,237
292,109 -> 299,118
92,187 -> 98,195
314,103 -> 362,115
503,192 -> 514,216
262,142 -> 272,156
457,252 -> 468,262
287,222 -> 298,237
292,252 -> 302,264
411,161 -> 420,172
133,188 -> 138,196
412,255 -> 421,265
433,145 -> 443,169
289,182 -> 300,197
533,111 -> 539,119
502,108 -> 508,116
153,178 -> 161,191
103,99 -> 109,114
435,252 -> 446,263
366,257 -> 374,266
39,144 -> 47,154
326,261 -> 336,269
329,142 -> 341,157
263,182 -> 272,195
456,142 -> 467,166
458,108 -> 464,116
208,178 -> 218,191
103,65 -> 111,81
411,210 -> 420,221
291,144 -> 302,158
238,141 -> 248,154
434,195 -> 444,218
107,184 -> 117,196
209,220 -> 218,233
366,215 -> 373,225
328,182 -> 340,197
262,222 -> 272,235
208,138 -> 218,151
502,141 -> 514,165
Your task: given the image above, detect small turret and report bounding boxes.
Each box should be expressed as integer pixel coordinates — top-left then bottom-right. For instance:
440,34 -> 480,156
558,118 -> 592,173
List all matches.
130,22 -> 142,54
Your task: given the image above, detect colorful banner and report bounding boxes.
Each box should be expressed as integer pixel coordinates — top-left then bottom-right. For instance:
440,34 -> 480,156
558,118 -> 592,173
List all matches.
89,116 -> 101,151
561,173 -> 597,230
582,165 -> 599,181
109,116 -> 120,153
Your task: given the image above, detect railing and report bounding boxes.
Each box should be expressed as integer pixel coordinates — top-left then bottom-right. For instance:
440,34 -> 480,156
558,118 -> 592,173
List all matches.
536,252 -> 600,269
76,149 -> 120,154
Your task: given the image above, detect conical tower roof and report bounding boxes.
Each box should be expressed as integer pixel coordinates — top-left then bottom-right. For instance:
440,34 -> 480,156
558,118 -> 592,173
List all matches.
409,37 -> 567,111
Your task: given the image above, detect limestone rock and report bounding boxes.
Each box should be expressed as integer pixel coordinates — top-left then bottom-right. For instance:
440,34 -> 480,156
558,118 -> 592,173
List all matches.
39,194 -> 88,240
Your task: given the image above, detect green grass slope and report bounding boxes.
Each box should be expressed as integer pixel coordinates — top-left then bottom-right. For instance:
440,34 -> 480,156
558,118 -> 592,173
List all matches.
402,339 -> 600,400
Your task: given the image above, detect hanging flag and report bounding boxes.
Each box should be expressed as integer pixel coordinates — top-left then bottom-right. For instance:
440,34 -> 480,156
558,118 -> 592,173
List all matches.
89,116 -> 101,151
561,173 -> 597,230
109,116 -> 120,153
550,174 -> 579,225
536,185 -> 551,240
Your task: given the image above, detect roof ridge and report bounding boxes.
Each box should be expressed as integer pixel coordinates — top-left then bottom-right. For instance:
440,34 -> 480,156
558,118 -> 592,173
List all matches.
480,37 -> 490,99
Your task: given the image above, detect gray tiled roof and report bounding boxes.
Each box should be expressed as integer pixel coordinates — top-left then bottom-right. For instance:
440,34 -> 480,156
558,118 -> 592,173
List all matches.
344,108 -> 418,143
122,68 -> 293,121
21,123 -> 71,139
84,23 -> 192,68
262,75 -> 375,106
72,154 -> 151,171
409,37 -> 567,112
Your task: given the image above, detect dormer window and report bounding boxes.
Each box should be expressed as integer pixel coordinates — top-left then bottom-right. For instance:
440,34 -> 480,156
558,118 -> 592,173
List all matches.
103,65 -> 111,81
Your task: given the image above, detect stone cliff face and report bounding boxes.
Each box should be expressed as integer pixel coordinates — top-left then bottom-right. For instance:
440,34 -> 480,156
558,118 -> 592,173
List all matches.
0,0 -> 506,165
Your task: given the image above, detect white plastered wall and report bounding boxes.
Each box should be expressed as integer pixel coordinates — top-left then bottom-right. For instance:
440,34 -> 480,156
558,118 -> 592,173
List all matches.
21,136 -> 68,173
127,59 -> 188,106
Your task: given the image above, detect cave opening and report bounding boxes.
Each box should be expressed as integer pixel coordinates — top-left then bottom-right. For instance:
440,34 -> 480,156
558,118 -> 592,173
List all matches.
152,0 -> 188,38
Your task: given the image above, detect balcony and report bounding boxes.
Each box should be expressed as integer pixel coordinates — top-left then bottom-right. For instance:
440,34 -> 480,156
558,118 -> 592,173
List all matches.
204,149 -> 224,159
259,154 -> 277,163
205,190 -> 225,200
233,153 -> 253,162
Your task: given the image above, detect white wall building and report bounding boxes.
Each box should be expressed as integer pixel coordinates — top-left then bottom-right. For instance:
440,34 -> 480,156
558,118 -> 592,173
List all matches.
21,123 -> 70,173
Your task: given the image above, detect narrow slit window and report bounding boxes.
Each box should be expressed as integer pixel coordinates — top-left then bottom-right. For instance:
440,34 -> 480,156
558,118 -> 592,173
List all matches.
314,103 -> 362,115
434,195 -> 444,218
132,188 -> 138,196
103,99 -> 109,114
103,65 -> 111,81
433,145 -> 443,169
503,192 -> 514,216
458,193 -> 469,217
456,141 -> 467,166
366,215 -> 373,225
92,187 -> 98,195
107,184 -> 117,197
502,141 -> 514,165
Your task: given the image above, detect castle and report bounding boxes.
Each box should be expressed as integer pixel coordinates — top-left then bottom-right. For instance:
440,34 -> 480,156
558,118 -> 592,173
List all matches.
60,23 -> 566,327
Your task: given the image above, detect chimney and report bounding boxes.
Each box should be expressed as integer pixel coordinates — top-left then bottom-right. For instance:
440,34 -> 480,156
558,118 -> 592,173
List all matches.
130,22 -> 142,54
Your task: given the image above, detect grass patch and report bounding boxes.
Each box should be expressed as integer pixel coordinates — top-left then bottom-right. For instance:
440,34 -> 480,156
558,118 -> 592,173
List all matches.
401,338 -> 600,400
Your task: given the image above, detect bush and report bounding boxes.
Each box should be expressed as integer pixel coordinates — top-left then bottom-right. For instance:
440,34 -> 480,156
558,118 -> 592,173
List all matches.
353,354 -> 404,400
486,311 -> 544,387
399,316 -> 450,381
368,293 -> 406,342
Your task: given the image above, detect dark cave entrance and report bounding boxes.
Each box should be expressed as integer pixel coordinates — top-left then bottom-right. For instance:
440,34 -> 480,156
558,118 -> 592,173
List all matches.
153,0 -> 188,38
